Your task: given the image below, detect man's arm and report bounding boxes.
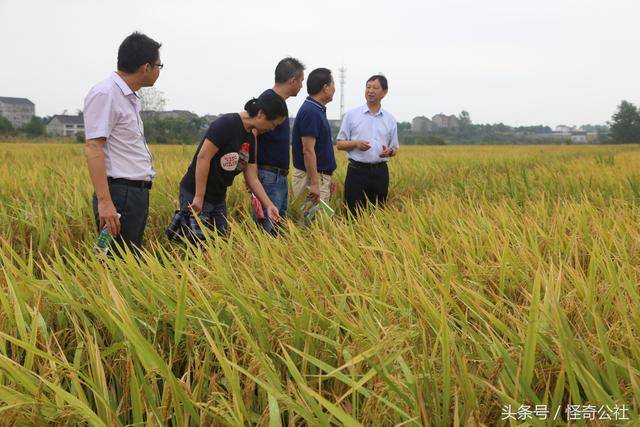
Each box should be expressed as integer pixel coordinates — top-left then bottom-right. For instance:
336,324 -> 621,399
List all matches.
390,120 -> 399,157
85,138 -> 120,236
301,136 -> 321,202
380,121 -> 400,158
379,145 -> 398,158
335,113 -> 370,151
191,138 -> 219,213
336,139 -> 371,151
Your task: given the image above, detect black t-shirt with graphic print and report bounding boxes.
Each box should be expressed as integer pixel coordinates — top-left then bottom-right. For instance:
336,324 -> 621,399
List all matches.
179,113 -> 256,203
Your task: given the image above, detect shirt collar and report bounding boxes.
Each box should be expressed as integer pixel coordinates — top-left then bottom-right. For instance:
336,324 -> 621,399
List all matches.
305,96 -> 326,112
111,72 -> 137,97
362,104 -> 383,116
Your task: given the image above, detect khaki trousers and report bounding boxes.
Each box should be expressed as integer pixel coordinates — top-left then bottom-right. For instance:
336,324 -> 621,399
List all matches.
291,168 -> 332,202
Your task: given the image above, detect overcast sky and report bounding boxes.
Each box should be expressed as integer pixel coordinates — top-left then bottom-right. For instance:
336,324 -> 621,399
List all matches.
1,0 -> 638,127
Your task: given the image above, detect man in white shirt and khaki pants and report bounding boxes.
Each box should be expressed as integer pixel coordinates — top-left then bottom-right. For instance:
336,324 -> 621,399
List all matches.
336,75 -> 399,216
83,32 -> 162,254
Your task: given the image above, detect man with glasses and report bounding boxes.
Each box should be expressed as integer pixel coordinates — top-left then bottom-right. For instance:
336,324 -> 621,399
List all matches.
336,75 -> 399,216
83,32 -> 162,254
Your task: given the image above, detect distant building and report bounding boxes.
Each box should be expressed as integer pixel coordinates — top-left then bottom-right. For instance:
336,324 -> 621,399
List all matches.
555,125 -> 575,134
411,116 -> 432,133
0,96 -> 35,128
46,114 -> 84,136
586,132 -> 600,143
570,131 -> 589,143
432,113 -> 460,130
140,110 -> 198,121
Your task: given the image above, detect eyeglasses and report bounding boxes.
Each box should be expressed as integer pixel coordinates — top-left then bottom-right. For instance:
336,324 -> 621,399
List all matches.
152,63 -> 164,69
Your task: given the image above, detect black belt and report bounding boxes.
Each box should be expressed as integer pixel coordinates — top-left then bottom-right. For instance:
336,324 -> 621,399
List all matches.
259,164 -> 289,176
317,169 -> 334,176
108,177 -> 153,189
349,159 -> 387,168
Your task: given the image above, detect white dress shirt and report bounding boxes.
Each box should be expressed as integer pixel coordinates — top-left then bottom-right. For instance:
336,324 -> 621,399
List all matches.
337,105 -> 399,164
83,72 -> 155,181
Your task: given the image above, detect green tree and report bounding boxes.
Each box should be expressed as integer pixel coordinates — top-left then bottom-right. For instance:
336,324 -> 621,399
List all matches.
515,125 -> 552,133
22,116 -> 46,137
397,121 -> 412,132
458,110 -> 471,126
609,100 -> 640,143
579,124 -> 609,133
144,116 -> 207,145
0,116 -> 14,134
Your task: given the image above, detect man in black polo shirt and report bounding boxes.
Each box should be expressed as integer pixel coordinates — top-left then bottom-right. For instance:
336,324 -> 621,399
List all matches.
253,57 -> 305,234
291,68 -> 337,204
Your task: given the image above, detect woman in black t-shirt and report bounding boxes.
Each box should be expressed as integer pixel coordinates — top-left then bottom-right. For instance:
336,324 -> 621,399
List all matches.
177,91 -> 288,236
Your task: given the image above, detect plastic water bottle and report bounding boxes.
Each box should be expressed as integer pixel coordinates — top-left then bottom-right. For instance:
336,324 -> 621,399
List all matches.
93,213 -> 121,255
318,199 -> 335,217
301,197 -> 334,224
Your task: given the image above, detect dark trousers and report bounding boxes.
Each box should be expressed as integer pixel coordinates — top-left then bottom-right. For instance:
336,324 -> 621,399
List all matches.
93,182 -> 149,254
344,161 -> 389,216
179,187 -> 229,237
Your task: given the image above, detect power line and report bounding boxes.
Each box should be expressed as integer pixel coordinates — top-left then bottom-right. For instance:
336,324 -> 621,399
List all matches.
339,67 -> 346,119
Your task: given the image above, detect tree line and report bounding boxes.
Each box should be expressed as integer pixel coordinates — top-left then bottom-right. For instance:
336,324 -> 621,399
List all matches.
1,100 -> 638,144
609,100 -> 640,143
0,116 -> 47,138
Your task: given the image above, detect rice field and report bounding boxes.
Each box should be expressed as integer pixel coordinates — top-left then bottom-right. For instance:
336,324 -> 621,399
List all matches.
1,141 -> 640,425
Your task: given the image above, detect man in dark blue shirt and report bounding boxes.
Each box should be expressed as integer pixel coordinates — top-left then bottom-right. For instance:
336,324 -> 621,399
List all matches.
253,57 -> 306,234
291,68 -> 337,204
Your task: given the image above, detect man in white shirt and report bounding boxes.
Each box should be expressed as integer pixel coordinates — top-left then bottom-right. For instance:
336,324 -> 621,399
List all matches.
83,32 -> 162,253
336,75 -> 399,216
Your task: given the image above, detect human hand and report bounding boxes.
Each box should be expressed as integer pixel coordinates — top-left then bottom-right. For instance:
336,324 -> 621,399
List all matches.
379,145 -> 391,158
266,205 -> 282,222
98,199 -> 120,236
308,183 -> 321,202
357,140 -> 371,151
190,195 -> 204,215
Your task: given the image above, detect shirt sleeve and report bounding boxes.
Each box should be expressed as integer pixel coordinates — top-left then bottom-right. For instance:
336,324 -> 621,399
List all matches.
205,118 -> 230,150
298,111 -> 321,139
389,120 -> 399,149
83,90 -> 116,139
337,112 -> 351,140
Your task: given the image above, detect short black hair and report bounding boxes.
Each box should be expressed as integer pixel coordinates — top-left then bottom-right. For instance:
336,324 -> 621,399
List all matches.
117,32 -> 162,74
307,68 -> 333,96
275,57 -> 305,84
367,74 -> 388,91
244,91 -> 288,120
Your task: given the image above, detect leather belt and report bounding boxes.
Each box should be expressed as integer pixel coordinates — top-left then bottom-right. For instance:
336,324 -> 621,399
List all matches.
108,177 -> 153,189
259,164 -> 289,176
348,159 -> 387,168
317,169 -> 334,176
